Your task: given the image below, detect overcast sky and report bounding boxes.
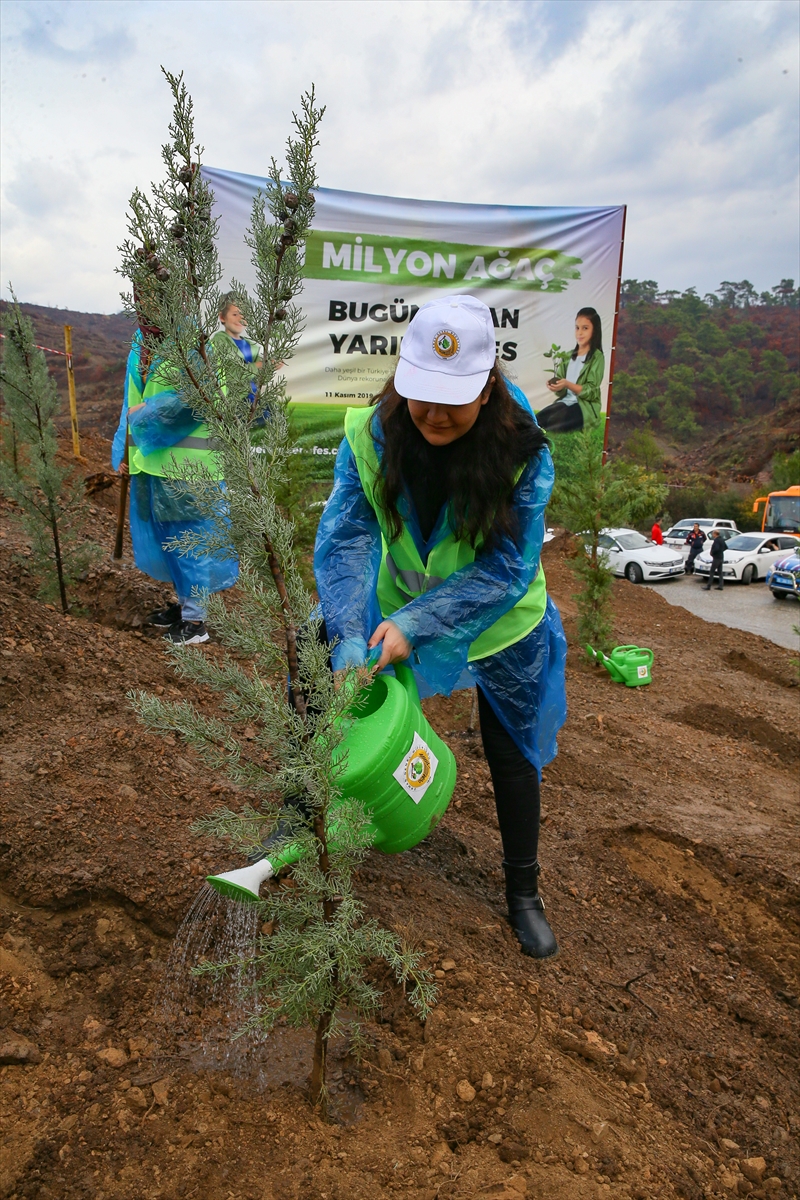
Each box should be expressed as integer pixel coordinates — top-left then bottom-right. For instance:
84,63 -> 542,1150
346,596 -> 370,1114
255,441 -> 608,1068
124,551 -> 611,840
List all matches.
1,0 -> 798,313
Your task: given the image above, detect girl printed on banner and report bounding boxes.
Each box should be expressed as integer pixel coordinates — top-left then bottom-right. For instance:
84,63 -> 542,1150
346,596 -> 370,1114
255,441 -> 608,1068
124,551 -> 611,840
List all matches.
536,307 -> 605,435
314,295 -> 568,959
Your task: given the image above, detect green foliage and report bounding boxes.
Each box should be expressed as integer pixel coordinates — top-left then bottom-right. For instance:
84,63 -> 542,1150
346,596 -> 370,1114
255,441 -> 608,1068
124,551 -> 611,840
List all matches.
662,365 -> 700,439
542,342 -> 572,378
611,350 -> 660,421
615,279 -> 799,440
621,427 -> 663,471
122,71 -> 434,1105
549,432 -> 668,651
771,450 -> 800,491
0,294 -> 100,610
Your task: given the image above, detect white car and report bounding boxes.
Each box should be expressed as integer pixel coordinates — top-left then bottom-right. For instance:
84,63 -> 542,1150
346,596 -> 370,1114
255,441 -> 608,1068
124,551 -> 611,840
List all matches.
597,528 -> 685,583
695,533 -> 800,584
663,519 -> 738,552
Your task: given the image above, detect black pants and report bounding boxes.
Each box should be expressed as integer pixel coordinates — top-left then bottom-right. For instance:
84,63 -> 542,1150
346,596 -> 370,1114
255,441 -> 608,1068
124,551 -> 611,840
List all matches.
536,399 -> 583,434
686,547 -> 701,574
706,559 -> 724,588
477,687 -> 540,867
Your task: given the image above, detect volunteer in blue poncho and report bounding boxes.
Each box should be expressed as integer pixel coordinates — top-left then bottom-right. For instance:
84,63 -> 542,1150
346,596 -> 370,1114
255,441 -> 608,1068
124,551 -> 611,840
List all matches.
112,319 -> 238,645
314,295 -> 567,959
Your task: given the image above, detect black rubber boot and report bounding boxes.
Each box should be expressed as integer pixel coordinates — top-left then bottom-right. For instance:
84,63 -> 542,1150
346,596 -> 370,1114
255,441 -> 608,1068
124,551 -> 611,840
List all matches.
503,861 -> 559,960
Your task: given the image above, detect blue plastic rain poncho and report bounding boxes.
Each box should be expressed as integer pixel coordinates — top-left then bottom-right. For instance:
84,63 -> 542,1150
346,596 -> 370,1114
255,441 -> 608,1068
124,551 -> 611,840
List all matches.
116,335 -> 237,615
314,384 -> 567,775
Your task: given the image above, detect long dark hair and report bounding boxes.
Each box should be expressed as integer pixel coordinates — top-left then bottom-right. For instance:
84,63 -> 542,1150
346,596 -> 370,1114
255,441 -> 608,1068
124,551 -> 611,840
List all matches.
572,306 -> 603,360
371,363 -> 547,550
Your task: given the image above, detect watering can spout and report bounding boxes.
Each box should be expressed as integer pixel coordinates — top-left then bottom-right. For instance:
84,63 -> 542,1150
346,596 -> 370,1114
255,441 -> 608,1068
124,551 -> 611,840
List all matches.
207,856 -> 275,904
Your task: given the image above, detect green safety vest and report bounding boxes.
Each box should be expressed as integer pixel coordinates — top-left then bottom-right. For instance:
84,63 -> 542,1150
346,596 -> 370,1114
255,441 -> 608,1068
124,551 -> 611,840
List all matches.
129,357 -> 221,480
344,407 -> 547,662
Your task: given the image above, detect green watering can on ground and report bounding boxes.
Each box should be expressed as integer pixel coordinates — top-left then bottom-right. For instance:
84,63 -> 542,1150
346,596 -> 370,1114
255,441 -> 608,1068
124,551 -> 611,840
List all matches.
586,644 -> 654,688
207,662 -> 457,903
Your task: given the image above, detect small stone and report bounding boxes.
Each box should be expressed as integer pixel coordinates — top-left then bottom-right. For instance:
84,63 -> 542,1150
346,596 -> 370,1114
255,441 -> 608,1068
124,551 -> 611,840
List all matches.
740,1158 -> 767,1185
481,1071 -> 494,1089
117,785 -> 138,800
96,1047 -> 128,1068
430,1142 -> 451,1166
377,1047 -> 393,1071
151,1077 -> 170,1106
499,1141 -> 529,1164
708,942 -> 726,954
441,959 -> 456,972
410,1050 -> 425,1073
456,1079 -> 476,1103
574,1155 -> 590,1175
59,1114 -> 79,1131
0,1032 -> 42,1065
128,1036 -> 148,1054
719,1170 -> 740,1190
455,970 -> 476,986
591,1121 -> 609,1143
506,1176 -> 528,1195
125,1086 -> 148,1110
95,918 -> 111,941
720,1139 -> 741,1151
488,1133 -> 503,1144
754,1096 -> 771,1111
763,1178 -> 783,1193
82,1018 -> 107,1043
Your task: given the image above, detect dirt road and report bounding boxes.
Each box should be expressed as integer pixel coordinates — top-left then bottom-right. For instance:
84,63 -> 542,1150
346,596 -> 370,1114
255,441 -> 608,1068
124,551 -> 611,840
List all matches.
1,440 -> 798,1200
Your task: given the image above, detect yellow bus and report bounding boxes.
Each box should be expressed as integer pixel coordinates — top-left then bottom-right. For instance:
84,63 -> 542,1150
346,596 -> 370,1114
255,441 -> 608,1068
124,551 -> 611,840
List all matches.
753,485 -> 800,533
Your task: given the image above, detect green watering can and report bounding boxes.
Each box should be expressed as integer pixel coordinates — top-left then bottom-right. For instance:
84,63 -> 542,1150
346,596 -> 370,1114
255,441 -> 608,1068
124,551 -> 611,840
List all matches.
587,644 -> 653,688
207,662 -> 457,903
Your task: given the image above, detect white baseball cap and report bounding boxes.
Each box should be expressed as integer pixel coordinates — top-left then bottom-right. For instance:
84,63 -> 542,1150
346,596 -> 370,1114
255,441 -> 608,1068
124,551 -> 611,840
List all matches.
394,294 -> 496,405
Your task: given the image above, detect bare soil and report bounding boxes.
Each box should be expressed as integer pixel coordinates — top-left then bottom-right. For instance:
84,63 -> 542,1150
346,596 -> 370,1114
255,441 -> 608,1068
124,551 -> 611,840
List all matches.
1,436 -> 799,1200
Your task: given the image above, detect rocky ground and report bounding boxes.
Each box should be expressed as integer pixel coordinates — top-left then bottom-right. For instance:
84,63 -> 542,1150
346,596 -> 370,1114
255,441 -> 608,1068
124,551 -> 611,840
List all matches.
0,435 -> 798,1200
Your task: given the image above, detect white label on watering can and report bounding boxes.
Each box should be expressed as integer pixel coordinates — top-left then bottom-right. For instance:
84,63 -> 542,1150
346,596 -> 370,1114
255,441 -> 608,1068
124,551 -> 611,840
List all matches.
638,665 -> 648,678
393,731 -> 439,804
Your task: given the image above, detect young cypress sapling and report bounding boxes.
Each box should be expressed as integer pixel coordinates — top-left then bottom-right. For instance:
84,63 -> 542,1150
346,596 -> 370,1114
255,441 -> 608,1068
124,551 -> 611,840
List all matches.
0,293 -> 100,611
549,431 -> 668,651
122,70 -> 436,1107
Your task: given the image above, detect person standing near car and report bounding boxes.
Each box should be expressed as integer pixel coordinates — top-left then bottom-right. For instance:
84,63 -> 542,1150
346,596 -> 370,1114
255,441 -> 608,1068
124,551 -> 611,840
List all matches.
704,530 -> 725,590
685,524 -> 706,575
650,519 -> 664,545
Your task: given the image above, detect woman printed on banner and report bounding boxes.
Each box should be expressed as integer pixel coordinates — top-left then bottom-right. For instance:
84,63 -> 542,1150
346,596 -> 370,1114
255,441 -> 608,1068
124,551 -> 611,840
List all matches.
536,307 -> 605,435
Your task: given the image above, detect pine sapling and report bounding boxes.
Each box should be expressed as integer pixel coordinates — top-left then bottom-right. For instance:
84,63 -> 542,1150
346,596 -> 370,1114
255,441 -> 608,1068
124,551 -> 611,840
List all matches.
0,293 -> 100,611
122,70 -> 436,1107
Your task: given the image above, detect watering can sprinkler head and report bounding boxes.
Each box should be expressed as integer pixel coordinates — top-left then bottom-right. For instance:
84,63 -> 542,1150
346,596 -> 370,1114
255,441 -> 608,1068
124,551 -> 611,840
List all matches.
207,856 -> 275,904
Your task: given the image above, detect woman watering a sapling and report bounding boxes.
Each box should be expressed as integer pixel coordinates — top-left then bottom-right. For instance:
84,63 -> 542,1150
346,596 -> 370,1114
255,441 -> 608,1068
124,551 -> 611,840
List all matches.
314,296 -> 567,959
536,307 -> 605,434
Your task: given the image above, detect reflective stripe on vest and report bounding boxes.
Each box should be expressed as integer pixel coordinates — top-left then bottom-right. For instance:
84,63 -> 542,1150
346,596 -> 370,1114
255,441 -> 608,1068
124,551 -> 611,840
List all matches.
344,406 -> 547,662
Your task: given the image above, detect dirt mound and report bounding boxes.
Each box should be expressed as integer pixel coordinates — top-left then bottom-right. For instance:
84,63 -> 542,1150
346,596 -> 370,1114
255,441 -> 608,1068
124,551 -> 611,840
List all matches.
1,437 -> 799,1200
724,649 -> 798,691
671,702 -> 800,763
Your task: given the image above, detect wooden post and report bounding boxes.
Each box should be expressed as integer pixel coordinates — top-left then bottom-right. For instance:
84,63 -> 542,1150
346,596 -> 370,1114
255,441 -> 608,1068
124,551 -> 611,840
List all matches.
63,325 -> 81,459
113,433 -> 130,560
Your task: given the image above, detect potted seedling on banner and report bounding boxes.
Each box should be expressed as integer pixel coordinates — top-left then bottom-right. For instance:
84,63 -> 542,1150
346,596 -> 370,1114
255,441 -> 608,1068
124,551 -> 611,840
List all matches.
543,343 -> 573,386
122,69 -> 435,1109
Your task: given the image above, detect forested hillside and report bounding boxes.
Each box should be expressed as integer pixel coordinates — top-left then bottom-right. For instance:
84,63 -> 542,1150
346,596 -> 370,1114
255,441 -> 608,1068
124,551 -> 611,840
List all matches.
612,278 -> 799,446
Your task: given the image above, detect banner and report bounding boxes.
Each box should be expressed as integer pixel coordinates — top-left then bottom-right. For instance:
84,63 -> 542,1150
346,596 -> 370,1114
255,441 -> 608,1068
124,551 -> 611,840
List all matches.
203,168 -> 625,433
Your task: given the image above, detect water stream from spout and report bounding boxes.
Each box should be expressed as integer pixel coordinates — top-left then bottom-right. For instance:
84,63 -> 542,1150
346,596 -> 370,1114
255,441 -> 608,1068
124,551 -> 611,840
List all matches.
156,883 -> 267,1079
